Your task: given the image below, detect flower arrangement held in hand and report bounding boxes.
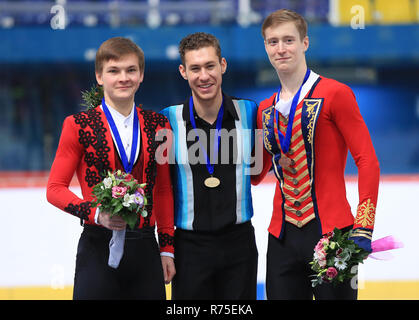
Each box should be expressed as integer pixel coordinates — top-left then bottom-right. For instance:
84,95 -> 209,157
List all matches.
91,170 -> 148,229
309,227 -> 369,287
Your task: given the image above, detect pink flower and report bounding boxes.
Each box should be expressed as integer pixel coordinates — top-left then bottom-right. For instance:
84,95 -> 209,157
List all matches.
326,267 -> 338,279
318,258 -> 327,268
112,186 -> 127,198
314,240 -> 324,252
315,249 -> 327,267
136,187 -> 145,196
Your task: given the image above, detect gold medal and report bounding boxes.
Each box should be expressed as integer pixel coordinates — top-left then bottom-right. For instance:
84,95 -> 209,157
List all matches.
204,176 -> 220,188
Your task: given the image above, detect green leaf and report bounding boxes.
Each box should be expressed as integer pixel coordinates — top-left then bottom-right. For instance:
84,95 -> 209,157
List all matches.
110,198 -> 119,207
114,203 -> 124,214
333,227 -> 342,239
81,84 -> 104,110
125,213 -> 138,230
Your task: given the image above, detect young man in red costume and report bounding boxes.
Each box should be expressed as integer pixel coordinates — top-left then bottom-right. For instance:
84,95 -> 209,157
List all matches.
257,9 -> 380,299
46,37 -> 175,299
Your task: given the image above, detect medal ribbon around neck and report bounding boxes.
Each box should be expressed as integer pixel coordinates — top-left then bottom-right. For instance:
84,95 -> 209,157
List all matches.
102,98 -> 139,174
274,69 -> 310,154
189,95 -> 224,177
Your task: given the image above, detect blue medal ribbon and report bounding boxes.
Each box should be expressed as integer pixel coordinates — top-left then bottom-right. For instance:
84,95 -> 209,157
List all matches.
102,98 -> 139,174
274,69 -> 310,154
189,95 -> 224,176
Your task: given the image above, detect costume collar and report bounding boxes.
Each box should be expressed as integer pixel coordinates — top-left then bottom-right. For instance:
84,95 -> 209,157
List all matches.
182,92 -> 239,124
100,102 -> 136,124
274,71 -> 320,117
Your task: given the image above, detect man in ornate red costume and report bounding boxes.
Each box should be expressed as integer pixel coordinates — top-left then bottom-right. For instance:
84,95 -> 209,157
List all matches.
46,37 -> 175,299
257,9 -> 380,299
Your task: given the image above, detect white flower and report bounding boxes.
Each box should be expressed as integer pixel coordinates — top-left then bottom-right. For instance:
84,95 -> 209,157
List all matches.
314,251 -> 327,267
334,257 -> 348,270
122,194 -> 135,207
103,177 -> 113,189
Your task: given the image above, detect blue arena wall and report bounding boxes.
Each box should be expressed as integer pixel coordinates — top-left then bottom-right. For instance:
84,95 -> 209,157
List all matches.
1,24 -> 419,174
1,25 -> 419,66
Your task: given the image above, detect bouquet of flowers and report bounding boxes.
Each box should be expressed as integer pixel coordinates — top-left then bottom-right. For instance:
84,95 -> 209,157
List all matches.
309,227 -> 369,287
91,170 -> 148,229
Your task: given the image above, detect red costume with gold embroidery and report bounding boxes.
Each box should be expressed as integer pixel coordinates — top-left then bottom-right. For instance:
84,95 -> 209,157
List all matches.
257,75 -> 380,250
47,106 -> 174,254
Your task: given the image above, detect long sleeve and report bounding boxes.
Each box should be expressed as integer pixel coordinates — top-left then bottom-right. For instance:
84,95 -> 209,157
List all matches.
46,116 -> 95,223
331,84 -> 380,250
153,122 -> 175,254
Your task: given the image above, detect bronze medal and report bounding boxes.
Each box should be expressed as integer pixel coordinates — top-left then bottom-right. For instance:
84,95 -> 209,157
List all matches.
278,156 -> 292,168
204,176 -> 220,188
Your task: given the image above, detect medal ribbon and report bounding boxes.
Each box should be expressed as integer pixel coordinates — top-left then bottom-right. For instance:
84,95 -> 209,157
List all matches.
102,98 -> 139,174
189,96 -> 224,176
274,69 -> 310,154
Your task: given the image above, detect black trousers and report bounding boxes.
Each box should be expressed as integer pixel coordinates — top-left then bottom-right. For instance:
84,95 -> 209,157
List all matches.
172,221 -> 258,300
73,225 -> 166,300
266,219 -> 357,300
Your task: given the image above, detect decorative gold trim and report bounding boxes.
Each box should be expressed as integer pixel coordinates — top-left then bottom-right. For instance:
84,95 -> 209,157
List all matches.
291,148 -> 306,163
287,139 -> 305,155
262,107 -> 274,153
283,179 -> 311,193
285,213 -> 316,228
304,99 -> 323,208
278,107 -> 302,122
278,117 -> 302,131
283,167 -> 308,182
284,201 -> 313,214
354,199 -> 376,228
294,158 -> 308,171
283,189 -> 312,204
350,232 -> 372,240
290,130 -> 303,143
272,156 -> 283,183
305,99 -> 322,144
352,229 -> 372,235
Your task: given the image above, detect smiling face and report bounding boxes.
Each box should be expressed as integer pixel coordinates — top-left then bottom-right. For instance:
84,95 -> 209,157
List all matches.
95,53 -> 143,108
264,21 -> 309,76
179,46 -> 227,107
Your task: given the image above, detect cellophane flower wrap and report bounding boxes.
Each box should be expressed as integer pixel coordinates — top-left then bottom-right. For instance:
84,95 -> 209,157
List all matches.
309,227 -> 369,287
91,170 -> 148,229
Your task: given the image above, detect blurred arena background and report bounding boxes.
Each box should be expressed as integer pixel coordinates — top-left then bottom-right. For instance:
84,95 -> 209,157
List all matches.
0,0 -> 418,300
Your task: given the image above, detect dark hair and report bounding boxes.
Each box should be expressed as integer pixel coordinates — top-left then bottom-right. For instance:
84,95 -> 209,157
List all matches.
95,37 -> 145,74
179,32 -> 222,65
261,9 -> 308,41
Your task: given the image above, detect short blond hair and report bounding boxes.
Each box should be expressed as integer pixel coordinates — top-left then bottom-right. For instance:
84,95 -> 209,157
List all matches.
261,9 -> 308,41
